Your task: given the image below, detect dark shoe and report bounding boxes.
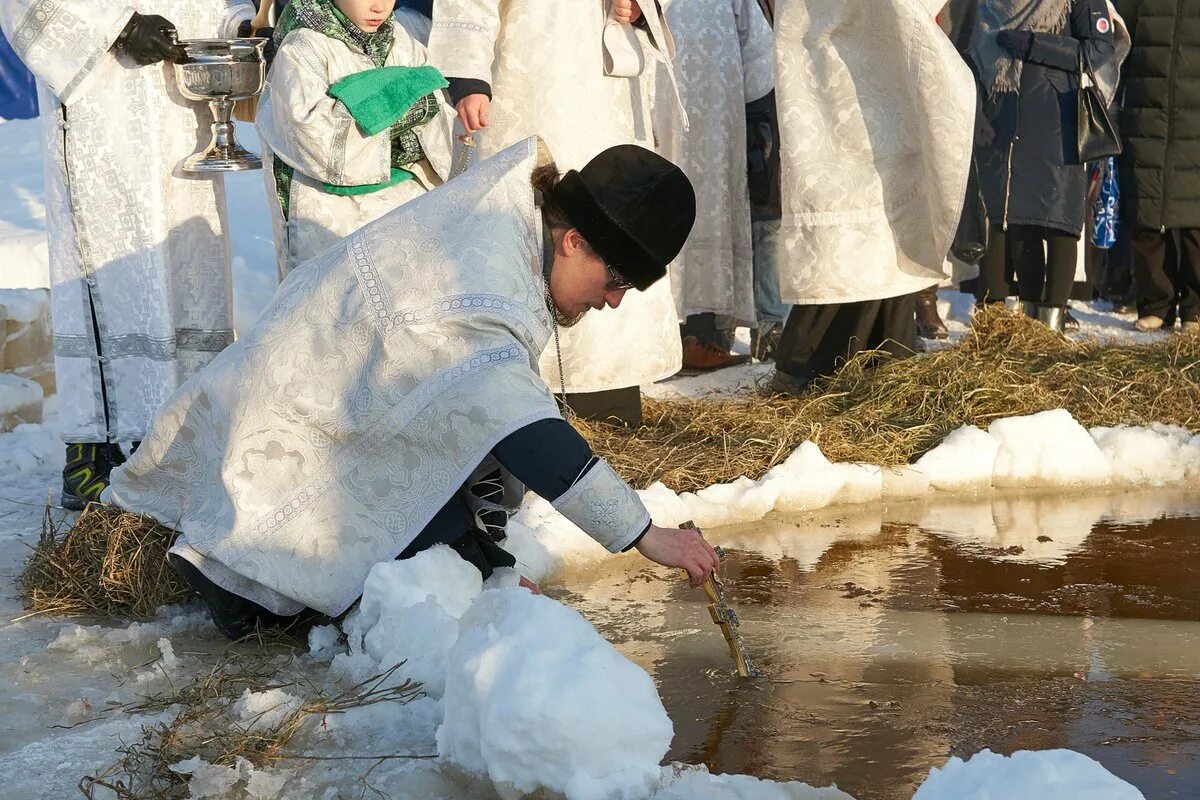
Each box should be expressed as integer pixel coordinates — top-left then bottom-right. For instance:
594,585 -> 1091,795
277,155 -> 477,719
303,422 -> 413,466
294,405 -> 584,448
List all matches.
916,291 -> 949,340
750,322 -> 782,361
681,335 -> 751,373
61,443 -> 126,510
168,553 -> 293,640
767,369 -> 811,396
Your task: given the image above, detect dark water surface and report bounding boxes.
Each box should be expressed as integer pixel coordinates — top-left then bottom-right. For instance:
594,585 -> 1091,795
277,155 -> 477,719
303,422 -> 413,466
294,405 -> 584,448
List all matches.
556,489 -> 1200,800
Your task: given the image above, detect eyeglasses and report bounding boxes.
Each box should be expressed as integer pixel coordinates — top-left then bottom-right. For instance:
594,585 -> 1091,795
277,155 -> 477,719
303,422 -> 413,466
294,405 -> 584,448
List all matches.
605,263 -> 635,291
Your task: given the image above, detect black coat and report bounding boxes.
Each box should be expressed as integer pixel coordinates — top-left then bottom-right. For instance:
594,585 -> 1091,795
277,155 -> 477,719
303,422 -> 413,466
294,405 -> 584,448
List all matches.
974,0 -> 1116,237
1115,0 -> 1200,230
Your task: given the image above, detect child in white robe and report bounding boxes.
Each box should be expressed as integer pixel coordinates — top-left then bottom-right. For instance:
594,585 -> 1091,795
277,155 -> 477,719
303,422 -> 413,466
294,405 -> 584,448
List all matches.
257,0 -> 456,276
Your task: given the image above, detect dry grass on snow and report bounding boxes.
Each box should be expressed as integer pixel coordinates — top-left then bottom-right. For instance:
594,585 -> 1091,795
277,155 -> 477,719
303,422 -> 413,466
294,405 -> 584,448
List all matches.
578,305 -> 1200,493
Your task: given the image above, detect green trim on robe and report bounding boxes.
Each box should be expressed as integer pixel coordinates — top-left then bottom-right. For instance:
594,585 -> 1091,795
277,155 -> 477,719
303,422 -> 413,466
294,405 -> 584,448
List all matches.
328,65 -> 449,136
321,167 -> 415,196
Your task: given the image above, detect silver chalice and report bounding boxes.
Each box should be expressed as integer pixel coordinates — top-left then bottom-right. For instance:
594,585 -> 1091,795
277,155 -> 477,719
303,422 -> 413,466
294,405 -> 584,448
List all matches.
174,38 -> 267,173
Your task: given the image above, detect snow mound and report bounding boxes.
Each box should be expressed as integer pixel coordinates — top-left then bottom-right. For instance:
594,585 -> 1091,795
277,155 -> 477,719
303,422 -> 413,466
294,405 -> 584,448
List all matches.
914,425 -> 999,491
1091,423 -> 1200,486
438,588 -> 674,800
912,749 -> 1145,800
989,409 -> 1112,487
654,764 -> 855,799
338,545 -> 482,697
0,420 -> 58,473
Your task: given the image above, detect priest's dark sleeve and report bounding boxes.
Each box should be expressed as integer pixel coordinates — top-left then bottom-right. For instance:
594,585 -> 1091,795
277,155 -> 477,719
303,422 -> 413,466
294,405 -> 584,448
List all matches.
492,419 -> 652,552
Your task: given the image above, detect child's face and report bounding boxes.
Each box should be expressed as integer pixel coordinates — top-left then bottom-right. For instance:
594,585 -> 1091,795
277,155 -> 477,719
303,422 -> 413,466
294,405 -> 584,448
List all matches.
334,0 -> 396,33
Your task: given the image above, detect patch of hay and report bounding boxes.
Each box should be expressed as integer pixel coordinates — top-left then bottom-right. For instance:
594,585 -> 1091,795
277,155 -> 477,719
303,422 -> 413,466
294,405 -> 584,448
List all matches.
577,305 -> 1200,492
18,504 -> 188,618
79,647 -> 427,799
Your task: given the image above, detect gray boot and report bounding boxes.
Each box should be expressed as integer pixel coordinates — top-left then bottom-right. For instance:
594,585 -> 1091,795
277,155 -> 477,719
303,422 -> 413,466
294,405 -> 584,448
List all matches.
1019,300 -> 1039,317
1036,305 -> 1066,333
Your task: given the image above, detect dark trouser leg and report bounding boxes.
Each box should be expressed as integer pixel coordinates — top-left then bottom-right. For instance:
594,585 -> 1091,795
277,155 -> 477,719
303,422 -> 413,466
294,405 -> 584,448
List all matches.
1042,234 -> 1078,307
1009,225 -> 1047,303
400,490 -> 515,580
775,303 -> 841,379
1177,228 -> 1200,322
1133,227 -> 1176,320
873,292 -> 918,356
776,299 -> 885,382
976,225 -> 1010,304
682,312 -> 718,342
1101,221 -> 1136,306
558,386 -> 642,427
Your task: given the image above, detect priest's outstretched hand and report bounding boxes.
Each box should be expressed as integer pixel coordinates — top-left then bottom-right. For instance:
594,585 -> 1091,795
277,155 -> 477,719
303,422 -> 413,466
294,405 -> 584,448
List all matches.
636,524 -> 720,587
612,0 -> 644,24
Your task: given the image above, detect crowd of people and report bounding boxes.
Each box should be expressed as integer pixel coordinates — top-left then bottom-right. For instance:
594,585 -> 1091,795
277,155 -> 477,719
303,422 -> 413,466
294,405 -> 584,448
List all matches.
0,0 -> 1195,637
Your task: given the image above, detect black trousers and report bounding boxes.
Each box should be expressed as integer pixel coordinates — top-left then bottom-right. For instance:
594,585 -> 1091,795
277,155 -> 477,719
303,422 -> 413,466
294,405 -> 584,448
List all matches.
775,293 -> 917,383
975,225 -> 1014,304
1008,224 -> 1078,307
1133,227 -> 1200,323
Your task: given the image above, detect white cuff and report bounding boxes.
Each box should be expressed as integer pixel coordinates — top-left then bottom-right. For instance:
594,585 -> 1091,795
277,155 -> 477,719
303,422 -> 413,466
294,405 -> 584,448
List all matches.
552,459 -> 650,553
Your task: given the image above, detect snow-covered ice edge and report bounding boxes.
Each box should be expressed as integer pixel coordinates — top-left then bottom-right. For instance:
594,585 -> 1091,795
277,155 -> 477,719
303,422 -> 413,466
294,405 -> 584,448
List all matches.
505,408 -> 1200,583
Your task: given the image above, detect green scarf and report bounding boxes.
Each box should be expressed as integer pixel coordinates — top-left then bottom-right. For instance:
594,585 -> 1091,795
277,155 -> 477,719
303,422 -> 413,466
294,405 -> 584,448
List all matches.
274,0 -> 394,67
271,1 -> 444,216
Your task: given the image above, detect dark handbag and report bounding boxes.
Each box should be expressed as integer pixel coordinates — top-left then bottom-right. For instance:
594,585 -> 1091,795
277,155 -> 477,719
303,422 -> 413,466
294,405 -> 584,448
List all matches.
952,153 -> 989,264
1077,49 -> 1122,163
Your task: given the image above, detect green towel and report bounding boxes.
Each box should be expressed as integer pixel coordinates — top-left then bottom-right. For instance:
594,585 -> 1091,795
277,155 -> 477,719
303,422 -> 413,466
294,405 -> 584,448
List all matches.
328,65 -> 448,136
322,167 -> 414,196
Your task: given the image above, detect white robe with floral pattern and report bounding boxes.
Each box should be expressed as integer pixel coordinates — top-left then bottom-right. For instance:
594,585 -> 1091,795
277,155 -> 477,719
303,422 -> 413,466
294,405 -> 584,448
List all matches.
0,0 -> 253,442
428,0 -> 687,393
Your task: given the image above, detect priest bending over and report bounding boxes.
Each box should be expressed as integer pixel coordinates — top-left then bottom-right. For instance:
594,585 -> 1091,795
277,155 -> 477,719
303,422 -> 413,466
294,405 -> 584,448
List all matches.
103,137 -> 719,639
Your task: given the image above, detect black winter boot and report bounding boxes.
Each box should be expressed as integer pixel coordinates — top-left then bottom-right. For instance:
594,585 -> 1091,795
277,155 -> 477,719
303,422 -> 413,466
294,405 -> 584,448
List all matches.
168,553 -> 294,641
61,443 -> 126,510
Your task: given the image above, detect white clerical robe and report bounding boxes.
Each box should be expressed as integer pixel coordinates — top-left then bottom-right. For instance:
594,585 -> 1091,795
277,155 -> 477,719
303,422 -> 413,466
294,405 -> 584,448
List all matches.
427,0 -> 686,393
257,26 -> 456,277
773,0 -> 974,305
656,0 -> 774,327
106,138 -> 650,617
0,0 -> 253,442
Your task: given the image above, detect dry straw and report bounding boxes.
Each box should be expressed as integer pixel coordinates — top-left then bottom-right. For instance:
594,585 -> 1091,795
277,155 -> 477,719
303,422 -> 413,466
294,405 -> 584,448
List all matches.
576,306 -> 1200,492
18,504 -> 188,619
78,645 -> 428,799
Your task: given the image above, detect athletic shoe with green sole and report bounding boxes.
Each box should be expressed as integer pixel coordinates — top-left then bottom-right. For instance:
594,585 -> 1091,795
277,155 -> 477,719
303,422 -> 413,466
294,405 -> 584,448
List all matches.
61,443 -> 126,510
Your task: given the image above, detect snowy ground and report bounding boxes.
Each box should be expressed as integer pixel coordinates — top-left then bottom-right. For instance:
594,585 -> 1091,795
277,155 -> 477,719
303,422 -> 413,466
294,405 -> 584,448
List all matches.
0,115 -> 1186,799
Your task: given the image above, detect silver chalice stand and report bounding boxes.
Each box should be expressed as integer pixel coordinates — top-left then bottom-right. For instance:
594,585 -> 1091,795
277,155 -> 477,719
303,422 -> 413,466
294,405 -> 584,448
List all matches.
174,38 -> 267,173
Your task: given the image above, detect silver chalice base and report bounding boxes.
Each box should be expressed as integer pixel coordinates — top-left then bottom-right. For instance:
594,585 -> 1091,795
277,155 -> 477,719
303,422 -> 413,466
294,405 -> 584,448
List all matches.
174,38 -> 267,173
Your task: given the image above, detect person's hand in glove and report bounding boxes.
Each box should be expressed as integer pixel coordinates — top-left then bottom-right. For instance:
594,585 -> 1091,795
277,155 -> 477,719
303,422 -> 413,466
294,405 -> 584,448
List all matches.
114,13 -> 186,65
237,20 -> 277,68
996,30 -> 1034,60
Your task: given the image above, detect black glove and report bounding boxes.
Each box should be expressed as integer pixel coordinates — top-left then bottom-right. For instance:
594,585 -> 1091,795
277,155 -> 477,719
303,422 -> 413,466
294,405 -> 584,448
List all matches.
115,13 -> 186,65
237,20 -> 277,68
996,30 -> 1034,60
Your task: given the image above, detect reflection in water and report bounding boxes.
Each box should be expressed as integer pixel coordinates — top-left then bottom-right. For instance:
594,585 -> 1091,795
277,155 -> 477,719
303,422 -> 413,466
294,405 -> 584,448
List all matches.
557,489 -> 1200,800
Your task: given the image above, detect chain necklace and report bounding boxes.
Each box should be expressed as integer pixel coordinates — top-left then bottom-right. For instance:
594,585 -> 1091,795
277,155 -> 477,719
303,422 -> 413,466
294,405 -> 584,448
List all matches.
543,278 -> 566,398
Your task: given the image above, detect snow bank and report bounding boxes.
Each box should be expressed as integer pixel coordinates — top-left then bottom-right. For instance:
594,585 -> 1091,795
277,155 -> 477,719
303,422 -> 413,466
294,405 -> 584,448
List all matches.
0,419 -> 58,473
438,588 -> 673,800
912,749 -> 1145,800
653,765 -> 855,799
503,410 -> 1199,583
